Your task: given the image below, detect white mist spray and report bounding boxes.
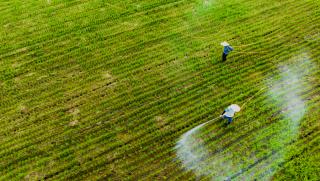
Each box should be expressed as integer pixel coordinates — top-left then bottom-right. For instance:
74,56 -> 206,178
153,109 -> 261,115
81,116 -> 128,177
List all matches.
174,53 -> 315,180
175,122 -> 211,177
256,53 -> 314,178
268,53 -> 313,142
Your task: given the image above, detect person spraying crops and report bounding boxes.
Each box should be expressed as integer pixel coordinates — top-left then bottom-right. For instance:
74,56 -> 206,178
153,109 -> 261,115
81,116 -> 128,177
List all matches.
221,41 -> 234,61
220,104 -> 241,125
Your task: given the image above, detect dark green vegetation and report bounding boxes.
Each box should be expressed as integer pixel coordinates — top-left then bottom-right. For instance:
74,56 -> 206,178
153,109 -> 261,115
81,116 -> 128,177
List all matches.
0,0 -> 319,180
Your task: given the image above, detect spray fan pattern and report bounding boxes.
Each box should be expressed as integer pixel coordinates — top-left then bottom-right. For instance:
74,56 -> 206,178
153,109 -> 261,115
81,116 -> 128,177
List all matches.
174,53 -> 315,180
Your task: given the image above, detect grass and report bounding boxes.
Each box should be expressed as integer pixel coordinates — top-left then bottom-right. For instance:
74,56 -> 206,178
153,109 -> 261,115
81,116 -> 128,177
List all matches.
0,0 -> 319,180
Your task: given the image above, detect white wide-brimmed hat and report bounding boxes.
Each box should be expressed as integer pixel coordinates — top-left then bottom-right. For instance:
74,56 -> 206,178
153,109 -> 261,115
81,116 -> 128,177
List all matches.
220,41 -> 229,46
230,104 -> 241,112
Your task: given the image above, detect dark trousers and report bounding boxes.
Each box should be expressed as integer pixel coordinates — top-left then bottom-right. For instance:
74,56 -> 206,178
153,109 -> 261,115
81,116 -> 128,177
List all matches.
222,115 -> 233,124
222,53 -> 227,61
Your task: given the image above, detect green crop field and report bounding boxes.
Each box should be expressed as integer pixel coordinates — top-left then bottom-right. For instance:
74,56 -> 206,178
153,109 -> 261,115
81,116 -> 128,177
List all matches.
0,0 -> 319,180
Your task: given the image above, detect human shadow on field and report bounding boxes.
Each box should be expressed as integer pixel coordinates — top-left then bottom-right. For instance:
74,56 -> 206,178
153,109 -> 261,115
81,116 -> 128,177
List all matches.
216,116 -> 236,128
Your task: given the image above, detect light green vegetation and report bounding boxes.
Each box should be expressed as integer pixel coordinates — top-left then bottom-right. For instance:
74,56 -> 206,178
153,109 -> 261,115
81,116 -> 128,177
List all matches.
0,0 -> 319,180
176,52 -> 318,180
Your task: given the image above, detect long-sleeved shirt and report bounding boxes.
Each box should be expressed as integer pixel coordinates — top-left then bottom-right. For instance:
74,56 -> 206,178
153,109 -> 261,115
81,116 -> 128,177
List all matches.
222,106 -> 236,117
223,45 -> 234,55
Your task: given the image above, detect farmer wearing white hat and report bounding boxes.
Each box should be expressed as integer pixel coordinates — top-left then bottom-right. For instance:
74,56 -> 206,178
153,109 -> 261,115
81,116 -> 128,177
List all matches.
221,41 -> 234,61
220,104 -> 240,124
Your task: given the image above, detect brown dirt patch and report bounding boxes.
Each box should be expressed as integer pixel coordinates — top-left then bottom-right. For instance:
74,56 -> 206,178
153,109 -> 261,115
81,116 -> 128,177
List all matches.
24,171 -> 45,180
102,71 -> 113,79
69,120 -> 79,127
20,105 -> 29,114
68,108 -> 80,116
155,115 -> 170,131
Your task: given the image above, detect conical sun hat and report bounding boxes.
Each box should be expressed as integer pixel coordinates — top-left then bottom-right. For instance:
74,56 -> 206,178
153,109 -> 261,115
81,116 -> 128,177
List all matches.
230,104 -> 241,112
220,41 -> 229,46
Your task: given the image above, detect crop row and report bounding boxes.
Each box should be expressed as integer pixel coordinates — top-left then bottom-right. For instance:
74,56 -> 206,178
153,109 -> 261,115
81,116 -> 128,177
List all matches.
1,0 -> 319,179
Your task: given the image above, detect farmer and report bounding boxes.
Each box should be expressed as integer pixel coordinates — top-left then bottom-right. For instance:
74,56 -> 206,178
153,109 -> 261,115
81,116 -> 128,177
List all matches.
221,41 -> 234,61
220,104 -> 241,124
